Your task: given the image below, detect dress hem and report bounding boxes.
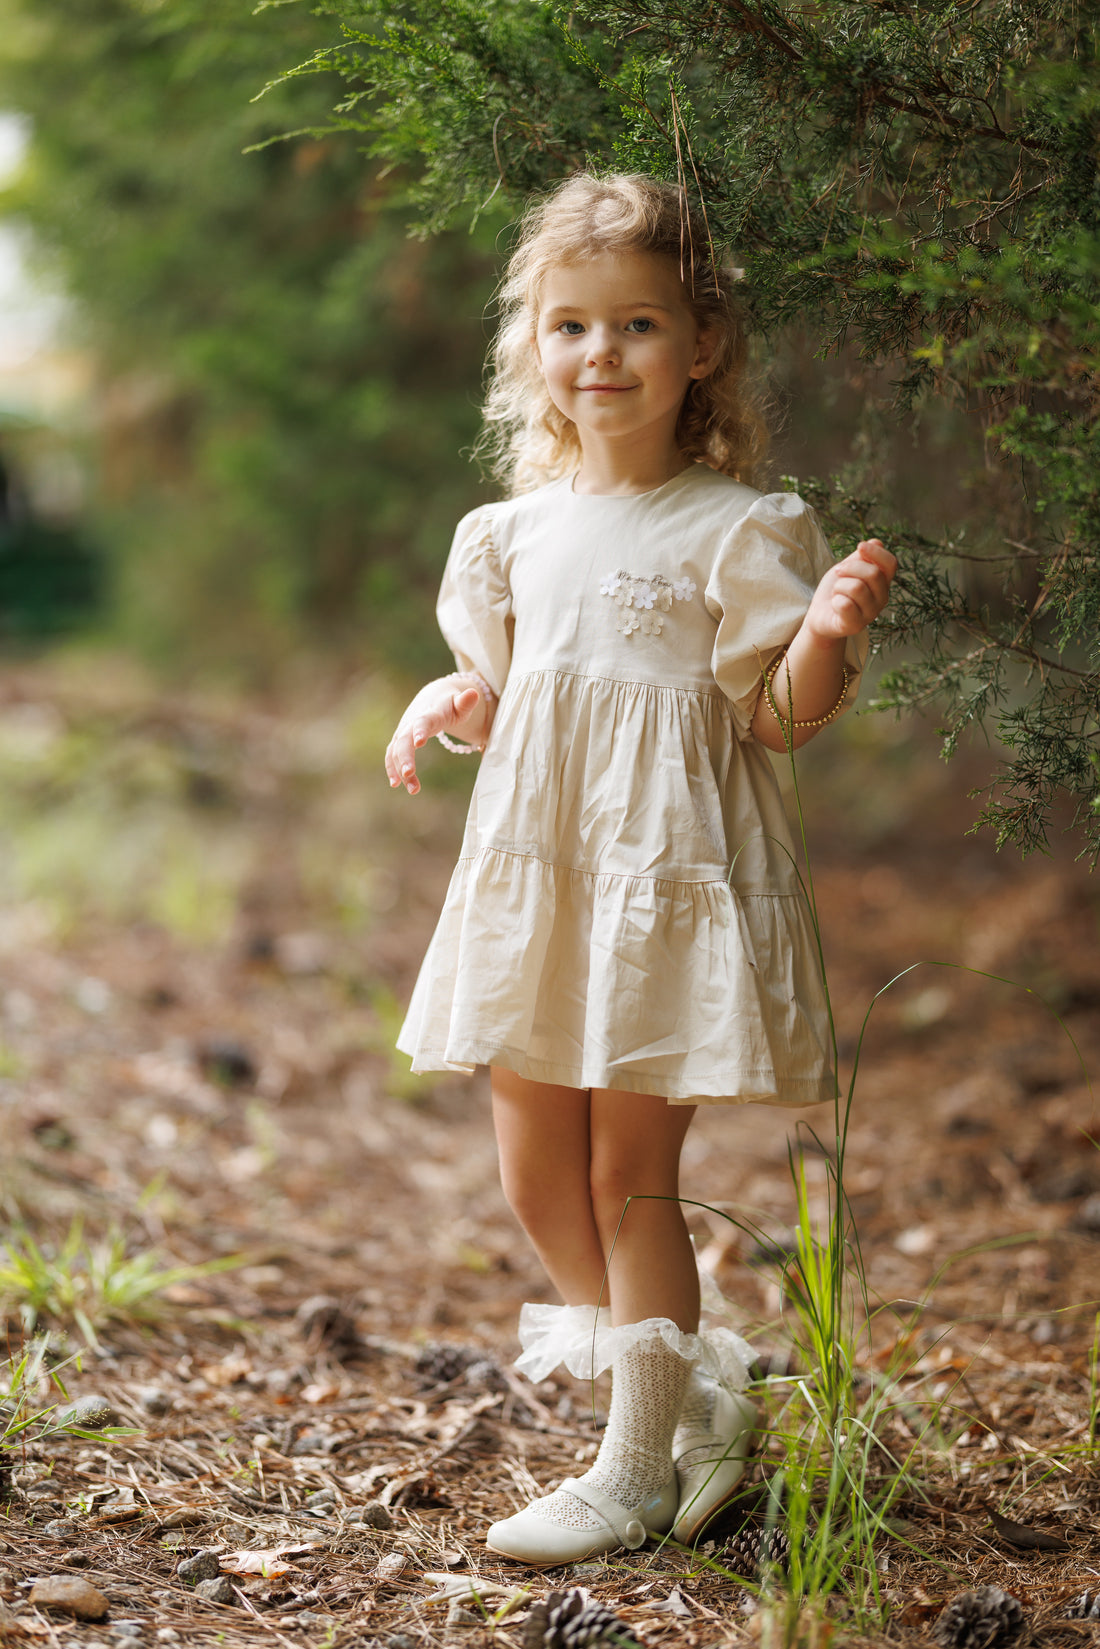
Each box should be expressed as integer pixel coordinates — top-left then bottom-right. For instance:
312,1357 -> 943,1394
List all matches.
396,1036 -> 835,1108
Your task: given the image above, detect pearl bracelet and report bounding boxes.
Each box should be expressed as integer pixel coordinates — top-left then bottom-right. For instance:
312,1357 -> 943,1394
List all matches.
764,651 -> 851,729
436,671 -> 497,755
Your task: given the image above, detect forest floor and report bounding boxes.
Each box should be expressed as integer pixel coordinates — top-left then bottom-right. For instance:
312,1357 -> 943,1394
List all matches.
0,655 -> 1098,1649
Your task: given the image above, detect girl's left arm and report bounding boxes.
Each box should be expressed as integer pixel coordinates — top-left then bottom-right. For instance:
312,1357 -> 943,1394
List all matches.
750,538 -> 897,752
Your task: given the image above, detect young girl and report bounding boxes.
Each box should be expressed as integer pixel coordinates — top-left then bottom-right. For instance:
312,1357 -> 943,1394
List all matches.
385,173 -> 895,1566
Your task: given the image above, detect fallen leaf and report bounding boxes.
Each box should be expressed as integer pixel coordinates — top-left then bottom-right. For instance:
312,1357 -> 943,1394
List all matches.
301,1383 -> 340,1405
641,1588 -> 692,1618
894,1596 -> 945,1627
374,1553 -> 408,1582
220,1543 -> 320,1576
0,1598 -> 52,1638
198,1356 -> 253,1387
988,1509 -> 1070,1552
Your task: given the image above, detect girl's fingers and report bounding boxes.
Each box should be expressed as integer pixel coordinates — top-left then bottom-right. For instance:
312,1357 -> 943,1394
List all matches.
855,539 -> 897,577
834,558 -> 892,610
386,682 -> 485,795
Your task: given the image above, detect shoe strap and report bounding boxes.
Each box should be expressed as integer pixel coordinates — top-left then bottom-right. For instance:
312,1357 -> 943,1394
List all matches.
559,1478 -> 647,1550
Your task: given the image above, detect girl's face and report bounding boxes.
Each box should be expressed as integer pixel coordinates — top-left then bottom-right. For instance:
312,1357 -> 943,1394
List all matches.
534,250 -> 716,460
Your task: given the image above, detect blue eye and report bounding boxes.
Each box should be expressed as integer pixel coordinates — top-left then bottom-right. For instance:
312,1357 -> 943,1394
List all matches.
559,320 -> 585,336
626,318 -> 655,333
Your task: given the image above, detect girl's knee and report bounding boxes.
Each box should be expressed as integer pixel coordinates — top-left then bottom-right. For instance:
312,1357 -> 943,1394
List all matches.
498,1155 -> 583,1246
588,1160 -> 681,1233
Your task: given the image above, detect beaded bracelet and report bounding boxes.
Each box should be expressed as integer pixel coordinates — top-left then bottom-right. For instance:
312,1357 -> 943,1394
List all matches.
764,650 -> 852,729
436,671 -> 498,755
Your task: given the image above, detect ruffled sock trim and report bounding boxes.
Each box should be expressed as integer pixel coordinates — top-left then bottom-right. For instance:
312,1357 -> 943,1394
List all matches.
515,1301 -> 755,1390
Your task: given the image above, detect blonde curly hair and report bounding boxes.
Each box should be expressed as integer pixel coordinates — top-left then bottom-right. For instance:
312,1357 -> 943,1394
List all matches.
477,172 -> 768,495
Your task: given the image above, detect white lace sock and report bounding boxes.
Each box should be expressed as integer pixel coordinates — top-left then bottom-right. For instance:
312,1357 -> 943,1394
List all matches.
674,1366 -> 718,1454
525,1332 -> 692,1532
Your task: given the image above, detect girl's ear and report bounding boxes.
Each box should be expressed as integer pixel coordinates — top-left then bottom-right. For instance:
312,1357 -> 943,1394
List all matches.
689,326 -> 720,381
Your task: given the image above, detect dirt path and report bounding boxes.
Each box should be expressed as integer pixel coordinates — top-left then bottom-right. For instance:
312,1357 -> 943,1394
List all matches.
0,663 -> 1097,1647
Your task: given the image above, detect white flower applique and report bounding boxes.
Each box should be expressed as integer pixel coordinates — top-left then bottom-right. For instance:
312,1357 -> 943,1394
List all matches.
601,569 -> 696,636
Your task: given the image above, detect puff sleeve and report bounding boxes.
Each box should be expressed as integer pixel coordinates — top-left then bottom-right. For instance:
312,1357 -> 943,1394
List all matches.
436,508 -> 514,697
706,492 -> 867,740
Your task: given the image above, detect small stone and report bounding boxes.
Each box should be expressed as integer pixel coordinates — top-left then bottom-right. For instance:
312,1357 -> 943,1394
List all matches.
304,1490 -> 337,1512
570,1563 -> 606,1580
384,1636 -> 417,1649
1075,1193 -> 1100,1233
156,1631 -> 181,1642
21,1478 -> 62,1500
294,1612 -> 335,1629
112,1621 -> 145,1639
29,1576 -> 110,1620
56,1395 -> 118,1431
289,1427 -> 336,1456
136,1387 -> 173,1417
75,977 -> 112,1015
44,1520 -> 81,1538
446,1601 -> 481,1628
177,1550 -> 220,1585
156,1509 -> 206,1531
274,931 -> 332,977
373,1552 -> 408,1581
346,1501 -> 393,1530
193,1577 -> 236,1606
196,1036 -> 256,1088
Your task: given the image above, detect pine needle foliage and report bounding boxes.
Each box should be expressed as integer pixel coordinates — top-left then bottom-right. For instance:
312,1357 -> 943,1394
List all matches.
287,0 -> 1100,857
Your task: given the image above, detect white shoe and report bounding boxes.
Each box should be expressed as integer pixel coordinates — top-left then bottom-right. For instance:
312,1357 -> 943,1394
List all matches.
486,1474 -> 678,1566
672,1386 -> 758,1545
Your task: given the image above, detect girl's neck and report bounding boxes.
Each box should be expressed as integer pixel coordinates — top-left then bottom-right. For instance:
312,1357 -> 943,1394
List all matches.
571,439 -> 692,498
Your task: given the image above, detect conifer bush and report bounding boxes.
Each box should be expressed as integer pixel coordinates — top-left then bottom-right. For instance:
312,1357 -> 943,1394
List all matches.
285,0 -> 1100,857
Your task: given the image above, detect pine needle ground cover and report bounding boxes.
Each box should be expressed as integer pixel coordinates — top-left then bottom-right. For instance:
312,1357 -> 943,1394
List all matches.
0,661 -> 1096,1649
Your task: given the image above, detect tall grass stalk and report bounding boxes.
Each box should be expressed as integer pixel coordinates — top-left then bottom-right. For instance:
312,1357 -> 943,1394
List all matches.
587,668 -> 1090,1639
1089,1312 -> 1100,1456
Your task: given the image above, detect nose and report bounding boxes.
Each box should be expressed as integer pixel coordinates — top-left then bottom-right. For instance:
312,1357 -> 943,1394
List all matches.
585,325 -> 620,366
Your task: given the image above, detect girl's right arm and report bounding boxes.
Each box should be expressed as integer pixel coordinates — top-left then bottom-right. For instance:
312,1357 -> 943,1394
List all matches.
385,673 -> 495,797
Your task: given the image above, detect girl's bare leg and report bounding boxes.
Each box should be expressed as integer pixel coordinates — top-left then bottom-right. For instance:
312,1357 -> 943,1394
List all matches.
486,1079 -> 701,1561
490,1068 -> 606,1305
589,1088 -> 699,1330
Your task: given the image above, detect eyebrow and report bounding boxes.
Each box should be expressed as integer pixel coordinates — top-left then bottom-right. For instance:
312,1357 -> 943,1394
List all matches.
542,301 -> 675,318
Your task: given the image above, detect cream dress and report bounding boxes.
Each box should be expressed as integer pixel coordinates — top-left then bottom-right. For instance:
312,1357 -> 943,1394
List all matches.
397,464 -> 865,1106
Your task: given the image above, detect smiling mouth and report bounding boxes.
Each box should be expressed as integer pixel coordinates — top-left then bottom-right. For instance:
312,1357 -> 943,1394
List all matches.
578,384 -> 634,392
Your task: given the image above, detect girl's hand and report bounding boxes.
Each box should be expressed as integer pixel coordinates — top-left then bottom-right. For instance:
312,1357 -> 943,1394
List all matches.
805,539 -> 897,642
385,678 -> 485,797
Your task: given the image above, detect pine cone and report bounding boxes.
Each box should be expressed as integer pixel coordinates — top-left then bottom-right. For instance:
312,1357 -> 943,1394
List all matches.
521,1589 -> 645,1649
1066,1591 -> 1100,1620
718,1524 -> 791,1577
413,1343 -> 506,1390
414,1343 -> 480,1384
932,1586 -> 1026,1649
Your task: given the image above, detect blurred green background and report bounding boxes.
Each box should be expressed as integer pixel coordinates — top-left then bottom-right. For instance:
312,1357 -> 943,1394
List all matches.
0,0 -> 994,693
0,0 -> 509,687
